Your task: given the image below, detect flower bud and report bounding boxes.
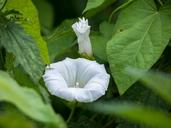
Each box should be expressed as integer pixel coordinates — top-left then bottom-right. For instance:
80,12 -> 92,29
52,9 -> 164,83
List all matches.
72,17 -> 93,56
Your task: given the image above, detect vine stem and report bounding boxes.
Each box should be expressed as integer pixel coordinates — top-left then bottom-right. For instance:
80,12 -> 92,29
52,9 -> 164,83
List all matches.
67,101 -> 78,123
108,0 -> 135,23
158,0 -> 163,6
0,0 -> 7,11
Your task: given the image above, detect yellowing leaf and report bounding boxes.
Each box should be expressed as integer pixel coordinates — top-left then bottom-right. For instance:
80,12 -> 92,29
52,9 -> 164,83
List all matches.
0,109 -> 35,128
5,0 -> 50,64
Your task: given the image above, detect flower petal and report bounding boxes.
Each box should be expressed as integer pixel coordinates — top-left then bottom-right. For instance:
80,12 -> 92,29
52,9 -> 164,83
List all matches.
85,73 -> 110,91
46,58 -> 77,87
76,59 -> 108,87
43,58 -> 110,102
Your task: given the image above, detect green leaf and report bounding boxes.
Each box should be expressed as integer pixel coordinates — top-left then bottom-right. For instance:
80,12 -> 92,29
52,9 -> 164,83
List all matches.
0,22 -> 44,82
0,70 -> 67,128
4,53 -> 50,103
83,0 -> 105,13
90,102 -> 171,128
91,22 -> 114,62
32,0 -> 54,30
13,66 -> 39,89
0,108 -> 36,128
5,0 -> 50,64
83,0 -> 117,17
0,0 -> 6,10
46,20 -> 75,62
128,69 -> 171,106
107,0 -> 171,94
117,82 -> 169,127
120,83 -> 168,110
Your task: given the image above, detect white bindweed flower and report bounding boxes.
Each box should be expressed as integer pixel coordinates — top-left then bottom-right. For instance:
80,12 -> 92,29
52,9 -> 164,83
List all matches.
72,17 -> 92,56
43,58 -> 110,102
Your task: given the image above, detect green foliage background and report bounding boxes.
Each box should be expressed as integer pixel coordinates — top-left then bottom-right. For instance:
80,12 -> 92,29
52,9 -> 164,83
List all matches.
0,0 -> 171,128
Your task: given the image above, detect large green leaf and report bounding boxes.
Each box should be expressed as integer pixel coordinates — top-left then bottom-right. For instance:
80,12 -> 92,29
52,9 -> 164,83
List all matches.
0,70 -> 67,128
5,0 -> 50,64
90,102 -> 171,128
46,20 -> 75,62
128,69 -> 171,105
107,0 -> 171,94
0,22 -> 43,82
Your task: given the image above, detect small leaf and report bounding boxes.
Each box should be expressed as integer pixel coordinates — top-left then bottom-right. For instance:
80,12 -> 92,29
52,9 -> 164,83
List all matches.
128,68 -> 171,105
83,0 -> 105,13
91,22 -> 114,62
90,102 -> 171,128
46,20 -> 75,62
107,0 -> 171,94
0,70 -> 67,128
0,22 -> 44,82
5,0 -> 50,64
83,0 -> 117,17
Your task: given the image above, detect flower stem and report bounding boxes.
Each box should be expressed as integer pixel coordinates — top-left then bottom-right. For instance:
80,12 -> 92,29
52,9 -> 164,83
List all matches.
108,0 -> 135,23
67,101 -> 77,123
80,53 -> 95,60
158,0 -> 163,6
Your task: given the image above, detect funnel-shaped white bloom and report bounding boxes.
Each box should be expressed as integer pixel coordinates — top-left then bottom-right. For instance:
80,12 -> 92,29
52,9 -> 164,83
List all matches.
43,58 -> 110,102
72,17 -> 92,56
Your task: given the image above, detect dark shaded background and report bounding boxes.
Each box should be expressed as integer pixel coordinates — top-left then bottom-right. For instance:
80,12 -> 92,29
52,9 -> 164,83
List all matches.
48,0 -> 87,26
